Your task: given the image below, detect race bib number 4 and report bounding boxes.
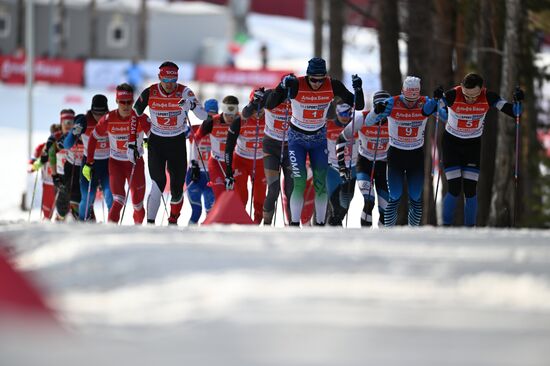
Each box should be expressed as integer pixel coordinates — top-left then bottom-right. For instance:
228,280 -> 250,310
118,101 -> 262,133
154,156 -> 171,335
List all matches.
116,140 -> 128,151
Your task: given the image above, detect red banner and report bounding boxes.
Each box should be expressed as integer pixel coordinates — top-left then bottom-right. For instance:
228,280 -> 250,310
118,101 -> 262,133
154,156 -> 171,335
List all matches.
0,56 -> 84,85
195,66 -> 293,87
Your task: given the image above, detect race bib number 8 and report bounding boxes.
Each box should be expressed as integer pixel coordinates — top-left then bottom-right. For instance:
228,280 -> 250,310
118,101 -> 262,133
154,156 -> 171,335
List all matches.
397,126 -> 419,137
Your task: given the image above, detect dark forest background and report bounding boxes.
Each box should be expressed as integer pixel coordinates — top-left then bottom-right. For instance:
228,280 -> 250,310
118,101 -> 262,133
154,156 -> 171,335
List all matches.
314,0 -> 550,227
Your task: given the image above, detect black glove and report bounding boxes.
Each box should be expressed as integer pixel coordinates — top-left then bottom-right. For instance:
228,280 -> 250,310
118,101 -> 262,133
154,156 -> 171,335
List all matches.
190,160 -> 201,183
352,74 -> 362,90
374,101 -> 387,114
433,86 -> 444,99
56,139 -> 64,150
253,87 -> 266,104
127,143 -> 141,164
53,174 -> 64,189
280,74 -> 297,90
40,152 -> 49,164
339,166 -> 351,183
513,87 -> 524,102
225,174 -> 235,190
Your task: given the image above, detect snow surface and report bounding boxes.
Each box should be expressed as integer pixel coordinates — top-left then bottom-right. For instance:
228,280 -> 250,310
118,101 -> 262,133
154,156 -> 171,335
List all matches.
1,224 -> 550,365
1,11 -> 550,366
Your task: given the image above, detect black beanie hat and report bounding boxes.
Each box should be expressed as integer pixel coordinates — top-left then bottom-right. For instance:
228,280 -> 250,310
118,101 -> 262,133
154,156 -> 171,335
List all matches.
306,57 -> 327,75
373,90 -> 391,105
91,94 -> 109,113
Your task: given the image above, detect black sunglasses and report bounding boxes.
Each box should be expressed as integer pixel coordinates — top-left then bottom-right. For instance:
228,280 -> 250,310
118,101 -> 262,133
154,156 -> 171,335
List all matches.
309,77 -> 326,84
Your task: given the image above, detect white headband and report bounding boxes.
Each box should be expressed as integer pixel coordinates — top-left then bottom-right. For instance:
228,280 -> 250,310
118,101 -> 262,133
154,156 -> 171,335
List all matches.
222,103 -> 239,116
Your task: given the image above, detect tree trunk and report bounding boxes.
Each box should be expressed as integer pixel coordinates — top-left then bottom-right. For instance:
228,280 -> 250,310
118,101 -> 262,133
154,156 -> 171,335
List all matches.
59,0 -> 66,57
376,0 -> 401,94
90,0 -> 97,58
329,0 -> 344,80
489,0 -> 522,226
138,0 -> 147,60
518,3 -> 542,227
476,0 -> 505,226
313,0 -> 324,58
406,0 -> 434,225
16,0 -> 24,51
431,0 -> 457,225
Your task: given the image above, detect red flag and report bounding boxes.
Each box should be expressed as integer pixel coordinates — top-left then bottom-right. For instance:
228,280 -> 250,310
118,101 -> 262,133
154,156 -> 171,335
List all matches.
203,190 -> 254,225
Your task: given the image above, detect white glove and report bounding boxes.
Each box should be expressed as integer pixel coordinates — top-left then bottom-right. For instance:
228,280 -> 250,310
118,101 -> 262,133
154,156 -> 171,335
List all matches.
178,98 -> 196,112
72,123 -> 83,135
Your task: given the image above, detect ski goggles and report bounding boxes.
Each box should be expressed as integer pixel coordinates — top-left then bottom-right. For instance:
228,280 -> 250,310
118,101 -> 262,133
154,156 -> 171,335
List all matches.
336,103 -> 353,118
161,77 -> 177,83
159,66 -> 178,82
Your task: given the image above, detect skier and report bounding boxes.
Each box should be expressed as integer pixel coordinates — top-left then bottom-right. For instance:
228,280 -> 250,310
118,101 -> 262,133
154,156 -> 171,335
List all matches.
28,124 -> 60,220
326,103 -> 358,226
193,95 -> 239,199
185,99 -> 217,225
225,90 -> 267,224
133,61 -> 207,225
242,87 -> 293,225
338,91 -> 391,227
64,94 -> 112,221
84,83 -> 150,224
365,76 -> 439,226
435,73 -> 524,226
265,57 -> 364,226
49,109 -> 83,221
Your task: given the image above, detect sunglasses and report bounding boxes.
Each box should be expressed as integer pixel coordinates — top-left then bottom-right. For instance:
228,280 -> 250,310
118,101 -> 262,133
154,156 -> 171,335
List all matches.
309,77 -> 325,84
161,78 -> 177,83
118,100 -> 133,105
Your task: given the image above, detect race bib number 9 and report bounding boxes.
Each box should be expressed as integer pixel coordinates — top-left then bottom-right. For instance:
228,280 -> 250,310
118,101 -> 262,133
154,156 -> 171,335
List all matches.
397,126 -> 419,137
